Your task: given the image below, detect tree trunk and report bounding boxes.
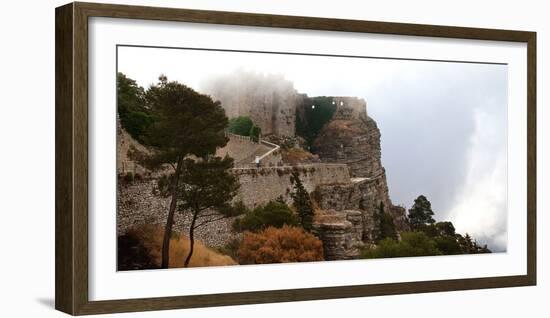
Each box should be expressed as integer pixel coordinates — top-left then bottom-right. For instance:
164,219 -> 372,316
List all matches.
183,211 -> 199,268
161,156 -> 184,269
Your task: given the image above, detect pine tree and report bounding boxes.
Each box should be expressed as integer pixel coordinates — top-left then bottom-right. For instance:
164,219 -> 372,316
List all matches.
458,233 -> 491,254
463,233 -> 475,253
130,75 -> 230,268
290,169 -> 315,232
173,156 -> 240,267
407,195 -> 436,230
116,72 -> 152,142
377,202 -> 398,242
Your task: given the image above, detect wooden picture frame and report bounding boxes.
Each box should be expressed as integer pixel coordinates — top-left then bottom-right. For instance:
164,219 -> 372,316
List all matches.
55,2 -> 536,315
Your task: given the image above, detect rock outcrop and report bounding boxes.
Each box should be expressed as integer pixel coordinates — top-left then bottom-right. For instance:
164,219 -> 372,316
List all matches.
312,98 -> 383,178
314,178 -> 388,244
314,210 -> 365,260
310,96 -> 409,259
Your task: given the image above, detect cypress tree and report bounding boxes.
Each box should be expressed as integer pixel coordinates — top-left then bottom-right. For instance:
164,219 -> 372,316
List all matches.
290,170 -> 315,232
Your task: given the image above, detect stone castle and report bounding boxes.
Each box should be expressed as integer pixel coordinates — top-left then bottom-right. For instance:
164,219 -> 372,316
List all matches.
118,73 -> 409,260
201,71 -> 297,136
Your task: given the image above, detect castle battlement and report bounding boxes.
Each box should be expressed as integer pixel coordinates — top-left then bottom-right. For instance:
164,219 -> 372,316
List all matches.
331,96 -> 368,121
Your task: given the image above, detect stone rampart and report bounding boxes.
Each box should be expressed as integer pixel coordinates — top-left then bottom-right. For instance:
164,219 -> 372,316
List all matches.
232,163 -> 351,208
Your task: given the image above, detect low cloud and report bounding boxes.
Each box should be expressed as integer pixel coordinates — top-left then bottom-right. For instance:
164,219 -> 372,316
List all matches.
446,108 -> 507,251
369,63 -> 508,251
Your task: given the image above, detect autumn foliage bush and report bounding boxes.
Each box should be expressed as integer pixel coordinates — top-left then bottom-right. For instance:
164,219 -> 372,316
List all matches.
238,225 -> 324,264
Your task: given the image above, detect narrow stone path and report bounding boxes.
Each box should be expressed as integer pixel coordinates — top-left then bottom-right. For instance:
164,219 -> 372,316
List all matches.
235,143 -> 272,167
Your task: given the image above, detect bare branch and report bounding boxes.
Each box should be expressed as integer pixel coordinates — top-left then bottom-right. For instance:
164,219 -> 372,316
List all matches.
193,215 -> 230,229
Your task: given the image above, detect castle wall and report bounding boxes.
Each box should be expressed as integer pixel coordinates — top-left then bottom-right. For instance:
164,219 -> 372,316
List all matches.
117,178 -> 238,248
117,163 -> 352,246
256,149 -> 283,167
332,96 -> 368,120
232,163 -> 351,208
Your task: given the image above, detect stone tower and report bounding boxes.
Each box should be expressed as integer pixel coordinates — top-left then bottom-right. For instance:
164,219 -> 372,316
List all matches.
201,70 -> 298,136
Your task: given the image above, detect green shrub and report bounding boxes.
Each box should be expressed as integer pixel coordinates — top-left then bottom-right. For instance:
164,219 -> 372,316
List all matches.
435,221 -> 457,237
295,96 -> 336,147
123,172 -> 134,183
233,201 -> 299,233
120,111 -> 154,141
415,223 -> 438,237
457,233 -> 492,254
361,231 -> 442,259
218,201 -> 250,218
117,72 -> 154,142
414,221 -> 463,255
228,116 -> 254,136
374,202 -> 397,242
378,212 -> 398,241
249,124 -> 261,142
216,237 -> 242,261
433,235 -> 462,255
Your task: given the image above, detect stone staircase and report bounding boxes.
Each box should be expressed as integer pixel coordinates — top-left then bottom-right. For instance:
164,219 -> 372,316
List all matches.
217,132 -> 281,168
235,143 -> 273,167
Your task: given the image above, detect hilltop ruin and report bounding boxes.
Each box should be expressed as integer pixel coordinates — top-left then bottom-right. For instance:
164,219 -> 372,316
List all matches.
117,72 -> 409,261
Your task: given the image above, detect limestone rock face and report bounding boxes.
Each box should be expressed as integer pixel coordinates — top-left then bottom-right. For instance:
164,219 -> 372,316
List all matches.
389,205 -> 410,233
313,178 -> 390,244
313,115 -> 383,178
314,210 -> 365,260
312,99 -> 410,238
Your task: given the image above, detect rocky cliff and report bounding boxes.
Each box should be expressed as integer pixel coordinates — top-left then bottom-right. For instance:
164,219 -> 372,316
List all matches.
309,97 -> 409,259
312,97 -> 383,178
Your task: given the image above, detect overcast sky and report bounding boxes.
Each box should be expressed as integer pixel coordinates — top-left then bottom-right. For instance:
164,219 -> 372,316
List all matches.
118,46 -> 508,252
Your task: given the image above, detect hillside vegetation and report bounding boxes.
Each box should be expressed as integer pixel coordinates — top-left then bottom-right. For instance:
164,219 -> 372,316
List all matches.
296,96 -> 337,147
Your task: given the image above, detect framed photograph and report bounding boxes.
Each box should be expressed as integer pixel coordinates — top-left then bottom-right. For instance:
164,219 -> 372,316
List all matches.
55,2 -> 536,315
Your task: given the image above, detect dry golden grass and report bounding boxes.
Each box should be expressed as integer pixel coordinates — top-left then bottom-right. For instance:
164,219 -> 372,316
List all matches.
325,120 -> 363,134
126,225 -> 237,268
